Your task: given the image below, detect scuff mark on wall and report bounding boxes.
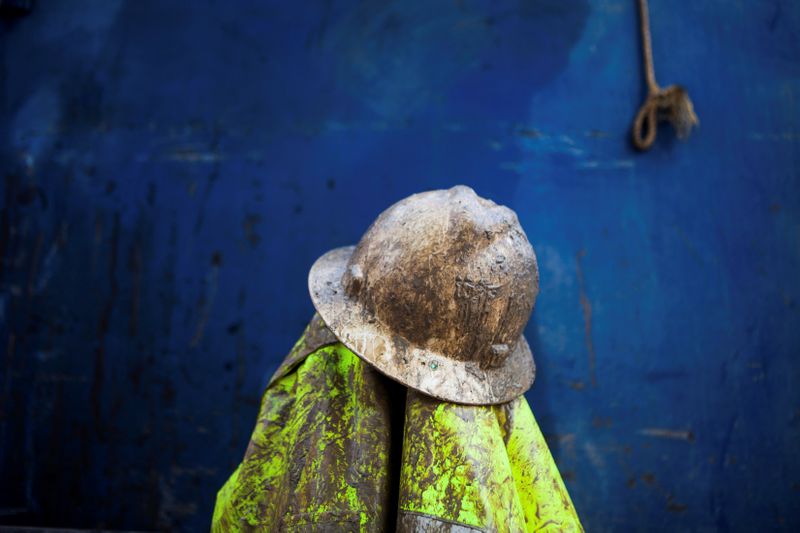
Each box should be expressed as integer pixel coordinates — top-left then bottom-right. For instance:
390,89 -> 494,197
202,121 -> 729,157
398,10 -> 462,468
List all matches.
128,240 -> 143,337
167,146 -> 226,163
638,428 -> 695,442
90,212 -> 120,439
190,251 -> 222,348
575,249 -> 596,387
242,214 -> 261,248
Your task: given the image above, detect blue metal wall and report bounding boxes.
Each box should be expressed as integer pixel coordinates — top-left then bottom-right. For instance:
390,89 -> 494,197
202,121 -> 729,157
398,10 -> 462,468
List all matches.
1,1 -> 798,531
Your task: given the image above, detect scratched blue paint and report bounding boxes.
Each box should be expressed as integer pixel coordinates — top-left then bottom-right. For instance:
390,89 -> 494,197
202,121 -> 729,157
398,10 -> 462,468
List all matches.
0,1 -> 798,531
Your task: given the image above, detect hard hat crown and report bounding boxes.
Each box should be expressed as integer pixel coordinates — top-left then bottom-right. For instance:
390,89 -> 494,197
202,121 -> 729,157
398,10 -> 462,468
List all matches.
342,186 -> 538,370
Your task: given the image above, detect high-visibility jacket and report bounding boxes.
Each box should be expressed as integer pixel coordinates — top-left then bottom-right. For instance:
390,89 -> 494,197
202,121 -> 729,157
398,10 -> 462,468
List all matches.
213,315 -> 583,532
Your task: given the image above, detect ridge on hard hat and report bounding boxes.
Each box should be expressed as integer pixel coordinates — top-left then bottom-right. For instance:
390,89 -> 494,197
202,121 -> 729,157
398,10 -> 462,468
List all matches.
308,185 -> 539,405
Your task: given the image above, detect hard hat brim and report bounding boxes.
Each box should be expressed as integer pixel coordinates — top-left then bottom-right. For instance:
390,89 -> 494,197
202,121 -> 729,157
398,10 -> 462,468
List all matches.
308,246 -> 536,405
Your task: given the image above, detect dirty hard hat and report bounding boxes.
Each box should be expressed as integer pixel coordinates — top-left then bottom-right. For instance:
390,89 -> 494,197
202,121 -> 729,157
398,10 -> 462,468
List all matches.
308,185 -> 539,405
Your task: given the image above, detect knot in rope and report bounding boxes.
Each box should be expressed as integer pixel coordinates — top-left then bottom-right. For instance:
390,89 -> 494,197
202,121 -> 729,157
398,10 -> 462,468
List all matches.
631,0 -> 699,151
632,85 -> 699,151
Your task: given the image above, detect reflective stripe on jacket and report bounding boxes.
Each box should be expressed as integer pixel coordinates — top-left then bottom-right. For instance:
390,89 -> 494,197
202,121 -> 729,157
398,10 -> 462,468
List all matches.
213,316 -> 583,532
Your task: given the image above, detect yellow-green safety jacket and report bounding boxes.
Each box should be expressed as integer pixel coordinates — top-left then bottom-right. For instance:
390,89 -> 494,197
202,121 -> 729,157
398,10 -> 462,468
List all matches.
213,315 -> 582,532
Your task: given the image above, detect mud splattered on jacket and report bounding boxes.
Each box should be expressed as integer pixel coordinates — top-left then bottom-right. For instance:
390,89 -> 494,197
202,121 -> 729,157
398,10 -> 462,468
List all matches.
213,315 -> 582,532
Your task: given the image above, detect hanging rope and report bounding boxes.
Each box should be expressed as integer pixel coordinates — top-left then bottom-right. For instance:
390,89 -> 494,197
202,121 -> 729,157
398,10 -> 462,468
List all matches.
631,0 -> 698,151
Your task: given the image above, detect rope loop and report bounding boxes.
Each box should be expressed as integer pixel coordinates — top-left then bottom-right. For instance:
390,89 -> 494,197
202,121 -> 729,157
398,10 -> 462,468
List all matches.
632,85 -> 699,151
632,0 -> 698,151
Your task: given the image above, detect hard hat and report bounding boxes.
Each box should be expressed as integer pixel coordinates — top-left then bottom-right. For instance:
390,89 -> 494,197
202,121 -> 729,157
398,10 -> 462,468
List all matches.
308,186 -> 539,404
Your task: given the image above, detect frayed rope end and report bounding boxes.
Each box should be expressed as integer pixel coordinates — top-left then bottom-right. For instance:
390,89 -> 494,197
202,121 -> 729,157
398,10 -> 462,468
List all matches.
661,85 -> 699,139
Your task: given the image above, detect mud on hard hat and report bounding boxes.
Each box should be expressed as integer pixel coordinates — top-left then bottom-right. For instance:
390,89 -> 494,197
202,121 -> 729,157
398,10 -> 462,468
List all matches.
308,185 -> 539,405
